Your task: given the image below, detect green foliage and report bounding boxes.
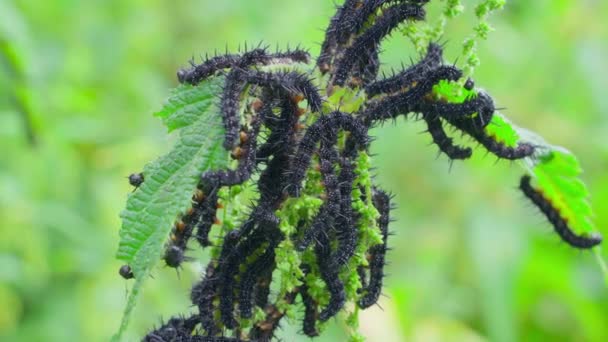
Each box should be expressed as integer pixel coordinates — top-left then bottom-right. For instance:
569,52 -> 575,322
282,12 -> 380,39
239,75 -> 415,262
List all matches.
114,78 -> 229,340
484,113 -> 519,147
403,0 -> 506,76
462,0 -> 506,76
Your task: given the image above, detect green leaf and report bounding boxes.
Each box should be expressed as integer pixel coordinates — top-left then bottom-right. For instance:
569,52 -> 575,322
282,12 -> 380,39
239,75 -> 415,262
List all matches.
432,79 -> 476,103
113,77 -> 229,341
531,149 -> 596,236
154,83 -> 220,132
484,112 -> 519,147
433,80 -> 605,279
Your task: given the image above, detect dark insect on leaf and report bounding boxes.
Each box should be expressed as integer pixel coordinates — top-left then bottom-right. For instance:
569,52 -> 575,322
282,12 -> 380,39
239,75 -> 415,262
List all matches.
164,245 -> 187,268
128,172 -> 144,188
201,110 -> 263,187
519,175 -> 602,249
119,264 -> 134,279
416,91 -> 535,160
164,186 -> 218,268
474,136 -> 535,160
464,78 -> 475,91
215,230 -> 244,329
256,96 -> 297,159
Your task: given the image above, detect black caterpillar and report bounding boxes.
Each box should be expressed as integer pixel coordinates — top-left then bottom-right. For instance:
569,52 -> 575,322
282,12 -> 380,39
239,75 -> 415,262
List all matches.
125,1 -> 601,341
519,175 -> 602,249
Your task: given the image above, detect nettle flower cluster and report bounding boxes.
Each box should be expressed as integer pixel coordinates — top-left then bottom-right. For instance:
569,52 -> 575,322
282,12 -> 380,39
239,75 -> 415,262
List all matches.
122,1 -> 602,341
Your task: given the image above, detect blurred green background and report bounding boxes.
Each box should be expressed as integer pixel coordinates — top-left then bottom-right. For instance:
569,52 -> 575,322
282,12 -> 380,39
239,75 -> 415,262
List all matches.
1,0 -> 607,341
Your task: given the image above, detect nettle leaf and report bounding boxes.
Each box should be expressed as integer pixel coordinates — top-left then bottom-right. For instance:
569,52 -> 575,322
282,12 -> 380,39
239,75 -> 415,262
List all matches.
432,79 -> 476,103
113,77 -> 229,341
524,145 -> 605,280
484,112 -> 519,147
154,83 -> 220,132
530,149 -> 595,235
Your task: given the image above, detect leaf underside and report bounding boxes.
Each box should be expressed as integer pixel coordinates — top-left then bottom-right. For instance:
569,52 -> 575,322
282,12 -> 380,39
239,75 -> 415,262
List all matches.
113,77 -> 229,341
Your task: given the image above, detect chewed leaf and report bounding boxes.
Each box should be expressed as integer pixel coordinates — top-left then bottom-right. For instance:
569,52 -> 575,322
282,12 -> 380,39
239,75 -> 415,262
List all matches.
432,79 -> 476,103
484,112 -> 519,147
113,77 -> 229,341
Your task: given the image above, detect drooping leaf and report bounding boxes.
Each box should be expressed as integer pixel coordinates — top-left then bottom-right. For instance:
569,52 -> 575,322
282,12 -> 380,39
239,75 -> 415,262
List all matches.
482,112 -> 599,238
113,76 -> 229,341
433,79 -> 605,280
492,116 -> 605,278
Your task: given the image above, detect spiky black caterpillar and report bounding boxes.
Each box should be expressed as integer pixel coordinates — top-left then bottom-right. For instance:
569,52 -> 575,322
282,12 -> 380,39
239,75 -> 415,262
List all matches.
519,176 -> 602,249
128,1 -> 600,341
331,3 -> 426,87
422,113 -> 472,160
358,188 -> 392,309
178,45 -> 310,86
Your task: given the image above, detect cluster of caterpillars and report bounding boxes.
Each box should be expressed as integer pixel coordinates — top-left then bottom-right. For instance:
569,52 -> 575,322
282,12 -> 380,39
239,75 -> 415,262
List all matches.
123,1 -> 602,341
